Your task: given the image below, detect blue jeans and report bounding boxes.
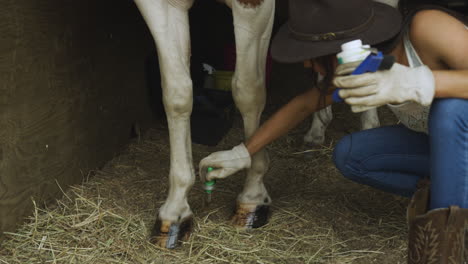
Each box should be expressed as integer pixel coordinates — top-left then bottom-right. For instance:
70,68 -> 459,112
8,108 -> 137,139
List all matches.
333,98 -> 468,209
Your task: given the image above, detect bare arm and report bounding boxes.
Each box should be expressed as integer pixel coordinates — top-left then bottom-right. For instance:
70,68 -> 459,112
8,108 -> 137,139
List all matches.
433,70 -> 468,98
410,10 -> 468,98
246,88 -> 334,155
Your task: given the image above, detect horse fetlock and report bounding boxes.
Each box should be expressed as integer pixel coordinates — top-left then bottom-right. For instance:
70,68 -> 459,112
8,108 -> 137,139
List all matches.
237,183 -> 270,205
159,199 -> 192,223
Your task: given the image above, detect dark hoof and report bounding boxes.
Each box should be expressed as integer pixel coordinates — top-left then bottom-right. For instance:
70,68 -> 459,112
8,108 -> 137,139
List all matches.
150,217 -> 193,249
231,203 -> 270,229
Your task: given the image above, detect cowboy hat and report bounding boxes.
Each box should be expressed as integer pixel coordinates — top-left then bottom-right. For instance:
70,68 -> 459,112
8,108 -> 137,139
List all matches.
271,0 -> 402,63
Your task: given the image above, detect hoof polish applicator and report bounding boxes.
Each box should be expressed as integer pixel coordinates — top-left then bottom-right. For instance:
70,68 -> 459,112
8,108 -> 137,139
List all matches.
204,167 -> 216,204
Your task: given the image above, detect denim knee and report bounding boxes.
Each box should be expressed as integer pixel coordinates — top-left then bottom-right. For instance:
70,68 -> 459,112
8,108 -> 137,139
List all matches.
333,134 -> 353,177
429,98 -> 468,135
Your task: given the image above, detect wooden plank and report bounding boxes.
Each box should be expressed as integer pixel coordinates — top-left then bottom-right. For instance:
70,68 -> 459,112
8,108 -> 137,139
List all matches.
0,0 -> 154,234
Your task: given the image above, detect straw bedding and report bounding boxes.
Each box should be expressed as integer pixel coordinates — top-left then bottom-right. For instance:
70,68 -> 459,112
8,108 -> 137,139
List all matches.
0,66 -> 408,263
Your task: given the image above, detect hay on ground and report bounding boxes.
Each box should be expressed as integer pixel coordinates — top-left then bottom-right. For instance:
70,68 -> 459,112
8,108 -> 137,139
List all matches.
0,96 -> 407,264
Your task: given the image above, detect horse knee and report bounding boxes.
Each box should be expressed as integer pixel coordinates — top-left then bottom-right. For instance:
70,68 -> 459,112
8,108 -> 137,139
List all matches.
163,81 -> 193,117
232,78 -> 265,114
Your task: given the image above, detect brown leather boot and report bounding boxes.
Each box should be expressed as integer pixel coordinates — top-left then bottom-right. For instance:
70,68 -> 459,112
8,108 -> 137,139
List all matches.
407,180 -> 468,264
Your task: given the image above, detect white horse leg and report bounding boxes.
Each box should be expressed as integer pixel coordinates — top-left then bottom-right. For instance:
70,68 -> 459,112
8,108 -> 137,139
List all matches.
304,105 -> 333,146
360,108 -> 380,130
135,0 -> 195,249
304,107 -> 379,148
229,0 -> 275,228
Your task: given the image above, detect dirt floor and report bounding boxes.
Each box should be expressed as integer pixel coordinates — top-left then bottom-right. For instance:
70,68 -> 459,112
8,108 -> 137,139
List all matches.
0,63 -> 409,264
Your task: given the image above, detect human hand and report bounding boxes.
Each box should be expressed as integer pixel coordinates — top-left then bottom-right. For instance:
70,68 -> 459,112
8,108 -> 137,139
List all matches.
332,61 -> 374,111
333,63 -> 435,113
334,60 -> 362,76
199,143 -> 251,182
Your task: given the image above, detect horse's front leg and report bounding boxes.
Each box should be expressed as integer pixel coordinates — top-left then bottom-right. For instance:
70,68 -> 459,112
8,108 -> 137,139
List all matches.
135,0 -> 195,249
230,0 -> 275,228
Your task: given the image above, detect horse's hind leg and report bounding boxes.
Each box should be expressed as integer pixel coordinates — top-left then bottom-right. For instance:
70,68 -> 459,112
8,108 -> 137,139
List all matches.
360,108 -> 380,130
304,105 -> 333,146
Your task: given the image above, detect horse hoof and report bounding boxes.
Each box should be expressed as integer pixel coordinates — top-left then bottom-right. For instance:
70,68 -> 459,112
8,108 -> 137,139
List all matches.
150,217 -> 193,249
231,203 -> 270,229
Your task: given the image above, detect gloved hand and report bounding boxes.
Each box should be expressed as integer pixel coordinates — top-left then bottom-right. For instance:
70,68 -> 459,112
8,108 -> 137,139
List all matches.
333,63 -> 435,113
199,143 -> 251,182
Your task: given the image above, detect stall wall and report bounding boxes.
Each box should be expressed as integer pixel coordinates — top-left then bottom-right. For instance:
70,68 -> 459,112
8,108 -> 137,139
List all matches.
0,0 -> 153,234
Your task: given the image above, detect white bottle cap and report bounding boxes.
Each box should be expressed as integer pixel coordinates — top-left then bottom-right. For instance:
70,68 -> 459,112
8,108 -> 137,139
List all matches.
336,39 -> 371,64
340,39 -> 363,51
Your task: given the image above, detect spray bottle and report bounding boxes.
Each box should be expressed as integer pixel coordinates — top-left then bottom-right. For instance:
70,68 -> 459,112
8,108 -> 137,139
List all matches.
333,39 -> 396,104
333,40 -> 372,102
203,167 -> 216,204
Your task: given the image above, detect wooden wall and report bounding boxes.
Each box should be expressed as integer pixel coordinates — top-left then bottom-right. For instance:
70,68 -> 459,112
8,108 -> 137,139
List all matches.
0,0 -> 153,234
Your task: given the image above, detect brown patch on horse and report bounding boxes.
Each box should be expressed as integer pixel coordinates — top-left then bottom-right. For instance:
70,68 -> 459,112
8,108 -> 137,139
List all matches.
236,0 -> 264,8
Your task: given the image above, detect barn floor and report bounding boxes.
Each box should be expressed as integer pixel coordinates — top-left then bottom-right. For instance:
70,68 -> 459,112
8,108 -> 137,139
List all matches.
0,63 -> 408,264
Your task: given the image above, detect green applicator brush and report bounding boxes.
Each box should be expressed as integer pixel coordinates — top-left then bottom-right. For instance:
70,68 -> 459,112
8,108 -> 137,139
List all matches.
204,167 -> 216,204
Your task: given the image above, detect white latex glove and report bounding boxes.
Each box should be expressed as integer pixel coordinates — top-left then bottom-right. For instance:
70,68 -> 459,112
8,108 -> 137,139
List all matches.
333,63 -> 435,113
199,143 -> 251,182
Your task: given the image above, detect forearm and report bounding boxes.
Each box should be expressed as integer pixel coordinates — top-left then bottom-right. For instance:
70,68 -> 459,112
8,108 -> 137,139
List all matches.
245,88 -> 333,155
433,70 -> 468,98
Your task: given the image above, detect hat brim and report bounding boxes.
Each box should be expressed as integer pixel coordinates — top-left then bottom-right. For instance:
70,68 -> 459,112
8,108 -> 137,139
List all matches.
271,2 -> 402,63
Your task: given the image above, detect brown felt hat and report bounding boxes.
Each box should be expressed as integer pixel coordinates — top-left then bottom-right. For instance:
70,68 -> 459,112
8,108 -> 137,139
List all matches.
271,0 -> 403,63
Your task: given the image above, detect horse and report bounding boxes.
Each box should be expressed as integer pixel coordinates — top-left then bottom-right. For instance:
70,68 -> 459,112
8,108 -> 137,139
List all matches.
135,0 -> 275,248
